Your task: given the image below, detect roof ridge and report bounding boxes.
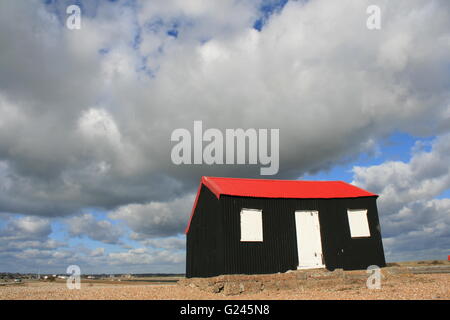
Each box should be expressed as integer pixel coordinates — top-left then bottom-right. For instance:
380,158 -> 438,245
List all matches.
204,176 -> 344,183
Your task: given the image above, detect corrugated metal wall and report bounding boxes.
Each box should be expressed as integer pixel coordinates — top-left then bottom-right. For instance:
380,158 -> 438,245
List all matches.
187,192 -> 386,277
186,185 -> 223,278
221,196 -> 299,274
220,196 -> 385,275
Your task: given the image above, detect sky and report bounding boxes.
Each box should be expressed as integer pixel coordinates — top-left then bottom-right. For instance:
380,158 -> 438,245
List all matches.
0,0 -> 449,274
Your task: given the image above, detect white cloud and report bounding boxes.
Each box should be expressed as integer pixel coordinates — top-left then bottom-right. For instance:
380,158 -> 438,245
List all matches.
0,215 -> 51,241
352,133 -> 450,261
109,247 -> 184,266
353,133 -> 450,215
67,213 -> 123,244
110,193 -> 195,238
6,239 -> 63,251
137,236 -> 186,250
0,212 -> 185,273
89,247 -> 105,257
381,198 -> 450,261
78,108 -> 123,148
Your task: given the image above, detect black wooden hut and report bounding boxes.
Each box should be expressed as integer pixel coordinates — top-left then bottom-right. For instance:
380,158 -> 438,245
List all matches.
185,176 -> 386,278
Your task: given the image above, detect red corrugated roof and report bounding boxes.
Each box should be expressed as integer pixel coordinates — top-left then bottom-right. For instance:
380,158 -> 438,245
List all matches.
202,176 -> 377,199
185,176 -> 377,234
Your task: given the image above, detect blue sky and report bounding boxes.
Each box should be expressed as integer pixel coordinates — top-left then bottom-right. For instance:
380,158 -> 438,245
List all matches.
302,132 -> 434,181
0,0 -> 449,274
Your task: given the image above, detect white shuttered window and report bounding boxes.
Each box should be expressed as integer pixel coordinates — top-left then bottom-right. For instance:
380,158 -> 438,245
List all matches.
240,209 -> 263,242
347,209 -> 371,237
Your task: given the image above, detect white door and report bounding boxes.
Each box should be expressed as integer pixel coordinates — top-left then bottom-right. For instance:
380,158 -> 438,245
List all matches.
295,210 -> 324,269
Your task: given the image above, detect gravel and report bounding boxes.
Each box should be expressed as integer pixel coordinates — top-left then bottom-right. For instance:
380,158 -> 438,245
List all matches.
0,273 -> 448,300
